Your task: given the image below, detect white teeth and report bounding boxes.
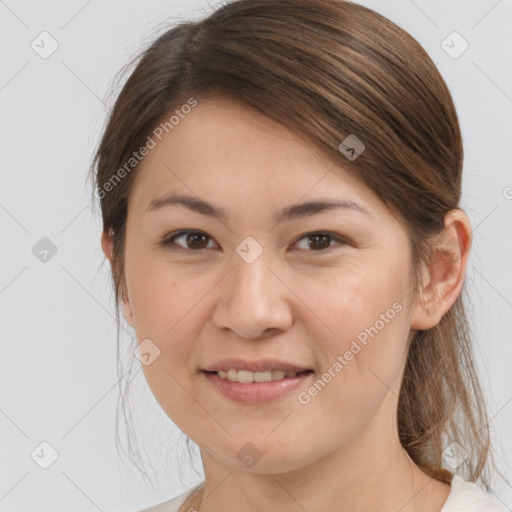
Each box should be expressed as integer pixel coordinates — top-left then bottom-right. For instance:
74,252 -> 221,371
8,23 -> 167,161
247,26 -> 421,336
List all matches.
215,369 -> 303,383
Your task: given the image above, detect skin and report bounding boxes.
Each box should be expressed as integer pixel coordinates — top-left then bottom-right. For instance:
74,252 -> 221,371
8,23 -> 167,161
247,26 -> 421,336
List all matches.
102,96 -> 472,512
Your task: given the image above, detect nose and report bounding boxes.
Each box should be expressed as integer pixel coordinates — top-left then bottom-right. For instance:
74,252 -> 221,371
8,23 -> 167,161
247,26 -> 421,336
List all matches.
211,250 -> 294,340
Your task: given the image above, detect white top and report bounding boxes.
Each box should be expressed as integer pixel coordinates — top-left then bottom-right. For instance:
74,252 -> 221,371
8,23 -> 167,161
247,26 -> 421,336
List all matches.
139,475 -> 510,512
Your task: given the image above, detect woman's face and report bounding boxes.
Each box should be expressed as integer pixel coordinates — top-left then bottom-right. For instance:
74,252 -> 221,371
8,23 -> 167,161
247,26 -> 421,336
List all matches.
120,96 -> 421,474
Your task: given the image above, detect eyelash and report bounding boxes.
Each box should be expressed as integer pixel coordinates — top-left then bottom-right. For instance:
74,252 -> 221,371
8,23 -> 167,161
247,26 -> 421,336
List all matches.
161,230 -> 348,253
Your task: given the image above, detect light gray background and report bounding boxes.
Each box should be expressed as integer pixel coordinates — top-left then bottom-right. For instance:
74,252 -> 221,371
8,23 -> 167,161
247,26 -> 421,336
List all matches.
1,0 -> 511,511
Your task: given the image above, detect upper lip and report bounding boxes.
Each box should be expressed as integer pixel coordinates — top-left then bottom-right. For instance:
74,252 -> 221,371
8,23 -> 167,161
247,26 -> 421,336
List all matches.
203,358 -> 312,373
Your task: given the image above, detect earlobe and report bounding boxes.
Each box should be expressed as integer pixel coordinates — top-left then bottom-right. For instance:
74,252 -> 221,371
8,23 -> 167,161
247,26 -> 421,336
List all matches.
122,296 -> 135,327
411,209 -> 472,330
101,229 -> 114,265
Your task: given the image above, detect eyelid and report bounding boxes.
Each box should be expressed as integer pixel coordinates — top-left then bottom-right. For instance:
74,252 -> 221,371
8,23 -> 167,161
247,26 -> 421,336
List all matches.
162,229 -> 349,253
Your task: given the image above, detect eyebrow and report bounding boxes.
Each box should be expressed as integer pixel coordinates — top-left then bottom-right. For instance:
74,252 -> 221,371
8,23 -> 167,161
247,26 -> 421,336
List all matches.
144,193 -> 372,222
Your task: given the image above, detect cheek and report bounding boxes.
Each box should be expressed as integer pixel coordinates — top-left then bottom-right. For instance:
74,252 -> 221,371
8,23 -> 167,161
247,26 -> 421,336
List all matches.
124,251 -> 208,399
125,246 -> 200,336
305,263 -> 410,399
131,271 -> 206,369
311,261 -> 408,338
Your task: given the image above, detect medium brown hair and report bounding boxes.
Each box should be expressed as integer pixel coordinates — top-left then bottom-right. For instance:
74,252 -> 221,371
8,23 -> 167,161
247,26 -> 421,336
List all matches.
89,0 -> 499,488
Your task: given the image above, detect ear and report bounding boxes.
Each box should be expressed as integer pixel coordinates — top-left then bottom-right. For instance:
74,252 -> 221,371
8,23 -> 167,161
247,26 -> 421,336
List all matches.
411,209 -> 472,330
101,229 -> 135,327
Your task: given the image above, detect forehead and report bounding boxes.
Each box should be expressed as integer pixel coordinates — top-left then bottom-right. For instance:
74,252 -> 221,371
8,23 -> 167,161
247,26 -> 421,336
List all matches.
136,97 -> 328,179
128,96 -> 381,217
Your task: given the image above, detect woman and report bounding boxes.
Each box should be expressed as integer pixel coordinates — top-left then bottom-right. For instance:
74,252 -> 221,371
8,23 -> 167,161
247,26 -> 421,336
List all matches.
90,0 -> 509,510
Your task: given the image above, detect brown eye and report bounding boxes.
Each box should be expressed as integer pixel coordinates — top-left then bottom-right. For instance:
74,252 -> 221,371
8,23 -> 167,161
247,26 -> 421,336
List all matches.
294,232 -> 346,252
308,233 -> 331,250
185,232 -> 210,249
163,230 -> 215,251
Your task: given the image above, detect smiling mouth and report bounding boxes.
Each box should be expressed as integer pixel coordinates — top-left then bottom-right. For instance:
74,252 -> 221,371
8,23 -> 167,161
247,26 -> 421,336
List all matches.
203,369 -> 313,383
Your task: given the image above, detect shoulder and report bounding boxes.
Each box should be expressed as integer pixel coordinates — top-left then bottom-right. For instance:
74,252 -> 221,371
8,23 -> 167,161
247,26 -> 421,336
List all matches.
138,482 -> 203,512
441,475 -> 510,512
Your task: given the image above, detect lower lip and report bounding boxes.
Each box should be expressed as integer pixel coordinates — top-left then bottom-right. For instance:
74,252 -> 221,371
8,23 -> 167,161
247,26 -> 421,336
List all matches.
202,371 -> 314,404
